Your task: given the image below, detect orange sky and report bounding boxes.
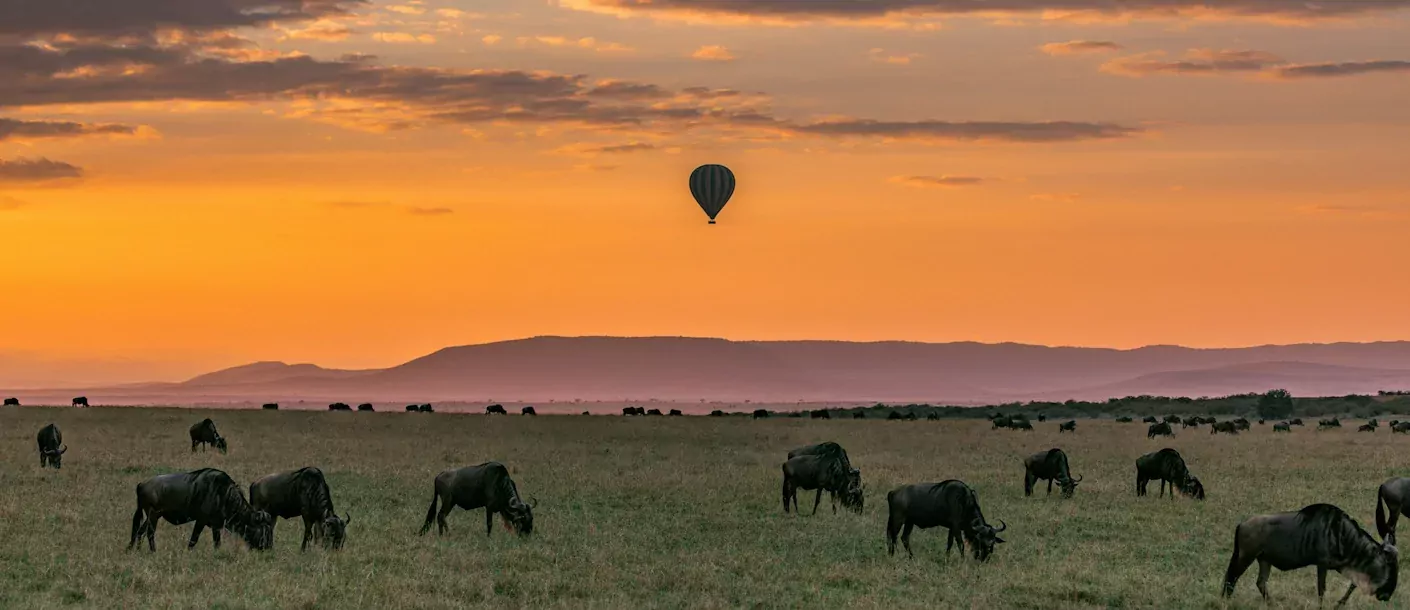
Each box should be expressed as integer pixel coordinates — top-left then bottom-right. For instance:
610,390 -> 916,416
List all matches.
2,0 -> 1409,385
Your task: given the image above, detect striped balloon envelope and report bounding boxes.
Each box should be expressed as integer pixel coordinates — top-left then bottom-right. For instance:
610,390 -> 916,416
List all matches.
688,164 -> 735,224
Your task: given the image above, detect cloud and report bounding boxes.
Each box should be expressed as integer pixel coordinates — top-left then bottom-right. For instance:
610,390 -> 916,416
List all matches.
891,175 -> 984,188
373,32 -> 436,44
793,119 -> 1141,143
691,45 -> 736,62
1273,60 -> 1410,79
385,5 -> 425,15
481,35 -> 502,46
406,206 -> 453,215
516,36 -> 633,53
869,48 -> 921,65
573,163 -> 619,172
1102,49 -> 1285,77
0,118 -> 140,142
279,19 -> 353,41
586,80 -> 671,100
1041,40 -> 1122,56
559,0 -> 1410,24
0,158 -> 84,183
0,0 -> 367,37
556,142 -> 658,156
1030,192 -> 1081,203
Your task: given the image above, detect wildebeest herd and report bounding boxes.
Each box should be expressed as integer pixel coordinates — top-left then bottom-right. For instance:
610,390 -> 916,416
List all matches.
15,406 -> 1409,605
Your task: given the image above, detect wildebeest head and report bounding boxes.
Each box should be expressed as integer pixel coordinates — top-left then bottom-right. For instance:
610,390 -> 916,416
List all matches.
505,496 -> 536,536
215,437 -> 228,454
1059,473 -> 1083,498
239,510 -> 275,550
322,512 -> 350,549
840,468 -> 864,513
44,444 -> 68,468
966,518 -> 1007,561
1181,476 -> 1206,500
1361,532 -> 1399,601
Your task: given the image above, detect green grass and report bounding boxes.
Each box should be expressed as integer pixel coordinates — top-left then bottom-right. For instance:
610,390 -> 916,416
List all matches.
1,406 -> 1408,609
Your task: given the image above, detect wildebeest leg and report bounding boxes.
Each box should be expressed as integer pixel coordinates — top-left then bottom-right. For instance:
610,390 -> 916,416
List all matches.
434,498 -> 452,536
830,490 -> 837,514
811,489 -> 823,515
1256,561 -> 1271,600
1158,480 -> 1165,498
128,505 -> 145,550
945,530 -> 955,555
1222,542 -> 1255,597
782,477 -> 792,514
900,523 -> 914,559
146,516 -> 157,552
1047,479 -> 1053,495
211,526 -> 221,549
302,517 -> 315,551
1316,566 -> 1328,600
188,522 -> 205,549
1336,584 -> 1357,607
1024,473 -> 1035,497
886,515 -> 900,556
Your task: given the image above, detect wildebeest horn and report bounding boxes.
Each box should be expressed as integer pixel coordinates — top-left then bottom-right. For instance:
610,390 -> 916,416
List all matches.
57,444 -> 68,455
995,519 -> 1007,533
1073,474 -> 1083,483
529,496 -> 538,509
343,512 -> 351,526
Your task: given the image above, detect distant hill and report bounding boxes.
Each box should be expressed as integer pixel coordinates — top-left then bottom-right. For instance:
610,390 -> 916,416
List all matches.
6,337 -> 1410,405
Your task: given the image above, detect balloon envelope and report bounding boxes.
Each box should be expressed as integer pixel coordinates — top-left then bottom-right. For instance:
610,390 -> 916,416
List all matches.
689,164 -> 735,224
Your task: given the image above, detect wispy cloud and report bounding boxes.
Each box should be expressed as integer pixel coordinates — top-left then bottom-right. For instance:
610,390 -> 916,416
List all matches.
556,142 -> 659,157
0,118 -> 142,142
0,158 -> 84,183
373,32 -> 436,44
1274,60 -> 1410,79
891,175 -> 985,188
869,48 -> 921,65
517,36 -> 633,53
1102,49 -> 1284,77
795,120 -> 1141,143
1041,40 -> 1122,56
691,45 -> 736,61
279,19 -> 353,41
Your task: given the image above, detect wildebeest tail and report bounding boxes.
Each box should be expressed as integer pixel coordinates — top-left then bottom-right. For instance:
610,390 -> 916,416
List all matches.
1222,524 -> 1242,596
128,490 -> 147,549
1377,487 -> 1391,539
419,487 -> 439,535
781,464 -> 790,513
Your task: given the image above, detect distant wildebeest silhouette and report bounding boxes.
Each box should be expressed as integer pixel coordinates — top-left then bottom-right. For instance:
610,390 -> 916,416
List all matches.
190,418 -> 227,453
1143,415 -> 1159,423
888,411 -> 904,421
486,404 -> 507,415
406,405 -> 419,412
37,423 -> 66,468
1164,414 -> 1181,424
1289,418 -> 1305,426
1274,422 -> 1291,432
418,403 -> 433,413
1318,418 -> 1342,430
328,402 -> 351,411
4,397 -> 19,406
1360,424 -> 1377,432
1211,421 -> 1239,435
1148,422 -> 1175,439
1395,422 -> 1410,434
1010,420 -> 1034,431
1222,504 -> 1397,604
709,410 -> 725,417
72,396 -> 88,407
752,409 -> 771,419
622,406 -> 644,416
646,408 -> 663,416
262,403 -> 279,410
1116,416 -> 1133,423
581,411 -> 590,415
357,403 -> 374,412
1058,420 -> 1077,433
521,406 -> 537,416
811,409 -> 830,419
669,409 -> 683,416
853,411 -> 865,419
1037,413 -> 1047,422
1136,448 -> 1204,500
1183,416 -> 1202,428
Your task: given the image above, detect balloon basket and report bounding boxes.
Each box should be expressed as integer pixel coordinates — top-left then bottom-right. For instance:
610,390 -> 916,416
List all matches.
708,220 -> 716,225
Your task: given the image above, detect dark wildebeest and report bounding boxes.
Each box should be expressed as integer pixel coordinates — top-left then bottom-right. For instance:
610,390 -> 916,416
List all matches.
37,423 -> 66,468
1148,422 -> 1175,439
328,402 -> 350,411
647,408 -> 664,416
1259,418 -> 1266,425
782,455 -> 863,515
486,404 -> 506,415
1183,416 -> 1202,428
888,411 -> 904,421
810,409 -> 830,419
1117,416 -> 1134,423
1361,424 -> 1377,432
1369,419 -> 1381,429
418,403 -> 433,413
1023,448 -> 1083,498
1391,420 -> 1400,428
522,406 -> 537,416
1375,478 -> 1410,539
1143,415 -> 1159,423
189,418 -> 228,453
709,410 -> 725,417
1319,418 -> 1343,430
72,396 -> 88,407
1011,419 -> 1034,431
1222,504 -> 1398,605
406,404 -> 419,412
4,397 -> 19,406
128,468 -> 273,552
357,403 -> 374,412
1135,448 -> 1204,500
1211,421 -> 1239,435
786,442 -> 862,513
622,406 -> 643,416
926,413 -> 940,421
1231,417 -> 1252,430
1164,414 -> 1181,424
853,411 -> 865,419
669,409 -> 683,416
991,416 -> 1012,429
250,467 -> 349,551
885,480 -> 1006,561
1395,422 -> 1410,434
1058,420 -> 1077,433
419,462 -> 536,537
1037,413 -> 1047,422
904,412 -> 918,421
262,403 -> 279,410
1291,418 -> 1305,426
1204,416 -> 1219,425
581,411 -> 590,415
753,409 -> 770,419
1274,422 -> 1292,432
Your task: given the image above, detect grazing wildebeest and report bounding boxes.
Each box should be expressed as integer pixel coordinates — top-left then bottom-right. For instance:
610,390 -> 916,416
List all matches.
1395,422 -> 1410,434
36,423 -> 66,468
1164,414 -> 1181,424
486,404 -> 506,415
419,462 -> 536,537
647,408 -> 663,416
785,442 -> 863,513
1391,420 -> 1400,428
1259,419 -> 1266,425
1011,420 -> 1034,431
810,409 -> 830,419
4,397 -> 18,406
1203,416 -> 1219,425
1135,448 -> 1204,500
72,396 -> 88,407
406,404 -> 419,412
1274,422 -> 1292,432
1037,413 -> 1047,422
1377,478 -> 1410,540
1183,416 -> 1202,428
1319,418 -> 1342,430
753,409 -> 770,419
1148,422 -> 1175,439
521,406 -> 537,416
1023,448 -> 1083,498
357,403 -> 374,412
1290,418 -> 1305,426
1369,419 -> 1381,429
1211,421 -> 1239,435
418,403 -> 433,413
888,411 -> 904,421
250,467 -> 349,551
709,410 -> 725,417
991,416 -> 1012,429
885,480 -> 1006,561
853,411 -> 865,419
128,468 -> 273,552
328,402 -> 350,411
669,409 -> 683,416
262,403 -> 279,410
1222,504 -> 1398,605
1233,418 -> 1251,430
622,406 -> 643,416
782,454 -> 863,515
189,418 -> 228,453
1143,415 -> 1159,423
1361,424 -> 1377,432
1058,420 -> 1077,433
903,412 -> 918,421
1117,416 -> 1134,423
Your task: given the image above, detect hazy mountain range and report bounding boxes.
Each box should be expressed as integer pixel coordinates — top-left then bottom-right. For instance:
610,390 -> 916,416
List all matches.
5,337 -> 1410,406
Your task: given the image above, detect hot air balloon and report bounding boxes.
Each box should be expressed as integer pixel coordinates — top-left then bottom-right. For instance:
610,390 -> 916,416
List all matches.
689,164 -> 735,224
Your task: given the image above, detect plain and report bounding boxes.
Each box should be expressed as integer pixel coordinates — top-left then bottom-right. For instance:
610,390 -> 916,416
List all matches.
1,406 -> 1407,609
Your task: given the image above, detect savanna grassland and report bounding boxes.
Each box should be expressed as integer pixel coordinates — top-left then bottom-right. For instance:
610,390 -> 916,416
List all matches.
2,406 -> 1409,609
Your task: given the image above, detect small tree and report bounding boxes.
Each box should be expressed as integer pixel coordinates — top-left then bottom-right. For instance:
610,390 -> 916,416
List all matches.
1257,389 -> 1295,420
